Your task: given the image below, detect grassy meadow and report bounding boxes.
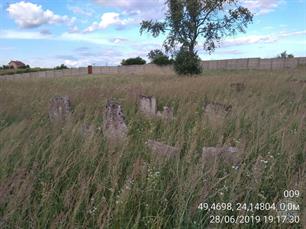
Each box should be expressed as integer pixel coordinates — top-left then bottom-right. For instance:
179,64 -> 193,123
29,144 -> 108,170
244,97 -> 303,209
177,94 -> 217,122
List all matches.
0,67 -> 305,228
0,68 -> 52,76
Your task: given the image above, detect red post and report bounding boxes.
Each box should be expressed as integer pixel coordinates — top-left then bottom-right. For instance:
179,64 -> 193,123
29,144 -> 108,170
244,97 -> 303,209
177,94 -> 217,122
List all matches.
88,65 -> 93,74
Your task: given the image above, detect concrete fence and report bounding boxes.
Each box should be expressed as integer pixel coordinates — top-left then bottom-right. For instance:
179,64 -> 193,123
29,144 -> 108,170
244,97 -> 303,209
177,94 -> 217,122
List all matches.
200,57 -> 306,70
1,57 -> 306,80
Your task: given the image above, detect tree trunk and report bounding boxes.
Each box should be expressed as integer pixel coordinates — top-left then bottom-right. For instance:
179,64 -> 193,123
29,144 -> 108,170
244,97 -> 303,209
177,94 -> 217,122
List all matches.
188,42 -> 195,55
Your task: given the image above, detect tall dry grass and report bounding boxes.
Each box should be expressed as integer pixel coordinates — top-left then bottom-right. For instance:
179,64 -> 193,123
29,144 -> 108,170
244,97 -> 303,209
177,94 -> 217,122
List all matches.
0,67 -> 305,228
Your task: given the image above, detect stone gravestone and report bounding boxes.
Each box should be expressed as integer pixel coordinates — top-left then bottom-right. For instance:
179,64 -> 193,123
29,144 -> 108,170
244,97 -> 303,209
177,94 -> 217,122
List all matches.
103,100 -> 128,142
157,106 -> 174,120
252,155 -> 266,184
146,139 -> 179,158
230,83 -> 246,92
203,101 -> 232,126
80,123 -> 95,138
138,95 -> 157,116
48,96 -> 71,123
202,146 -> 240,166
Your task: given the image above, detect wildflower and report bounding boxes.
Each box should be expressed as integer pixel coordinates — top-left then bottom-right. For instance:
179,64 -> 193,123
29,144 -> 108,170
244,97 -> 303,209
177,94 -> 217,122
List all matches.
88,207 -> 97,215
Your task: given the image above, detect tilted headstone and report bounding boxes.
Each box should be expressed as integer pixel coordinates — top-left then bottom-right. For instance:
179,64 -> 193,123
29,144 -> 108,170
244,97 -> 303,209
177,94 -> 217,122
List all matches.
48,96 -> 71,123
138,95 -> 157,116
103,100 -> 128,142
202,146 -> 240,165
252,155 -> 266,184
203,101 -> 232,126
80,123 -> 95,138
230,82 -> 246,92
157,106 -> 174,120
146,140 -> 179,158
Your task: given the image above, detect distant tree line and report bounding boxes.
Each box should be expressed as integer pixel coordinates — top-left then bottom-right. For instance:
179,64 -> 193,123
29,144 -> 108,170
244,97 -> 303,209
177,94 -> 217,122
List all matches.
54,64 -> 69,69
277,51 -> 294,59
0,64 -> 30,69
0,63 -> 69,70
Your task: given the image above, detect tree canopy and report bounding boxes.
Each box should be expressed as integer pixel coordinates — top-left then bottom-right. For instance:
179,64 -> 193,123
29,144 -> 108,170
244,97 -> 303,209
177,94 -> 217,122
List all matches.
277,51 -> 294,59
121,57 -> 146,65
140,0 -> 253,55
147,49 -> 173,65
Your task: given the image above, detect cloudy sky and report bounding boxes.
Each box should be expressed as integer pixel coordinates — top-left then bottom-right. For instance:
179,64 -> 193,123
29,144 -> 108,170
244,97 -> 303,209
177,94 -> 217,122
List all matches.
0,0 -> 305,67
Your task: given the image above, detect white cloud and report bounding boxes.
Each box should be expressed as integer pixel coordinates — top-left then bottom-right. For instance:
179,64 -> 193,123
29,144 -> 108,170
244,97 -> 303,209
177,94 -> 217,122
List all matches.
220,30 -> 306,48
84,12 -> 132,32
0,29 -> 53,40
222,35 -> 277,47
62,48 -> 125,67
110,38 -> 128,44
69,25 -> 80,33
279,30 -> 306,37
94,0 -> 164,12
7,1 -> 75,28
64,59 -> 91,68
67,5 -> 94,17
0,46 -> 15,51
94,0 -> 165,20
59,32 -> 110,45
241,0 -> 284,15
216,49 -> 243,55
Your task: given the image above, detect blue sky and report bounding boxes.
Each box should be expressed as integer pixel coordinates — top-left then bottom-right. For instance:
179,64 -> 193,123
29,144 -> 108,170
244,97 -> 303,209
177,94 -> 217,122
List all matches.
0,0 -> 305,67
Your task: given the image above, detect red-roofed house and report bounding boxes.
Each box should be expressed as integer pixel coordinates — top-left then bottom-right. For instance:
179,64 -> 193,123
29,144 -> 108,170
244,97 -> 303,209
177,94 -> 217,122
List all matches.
8,60 -> 26,69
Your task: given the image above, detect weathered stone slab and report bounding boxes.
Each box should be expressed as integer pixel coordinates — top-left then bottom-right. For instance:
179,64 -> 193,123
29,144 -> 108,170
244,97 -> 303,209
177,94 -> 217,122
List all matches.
146,140 -> 179,158
103,100 -> 128,142
138,95 -> 157,116
48,96 -> 71,123
80,123 -> 95,138
230,82 -> 246,92
203,101 -> 232,126
202,146 -> 240,165
252,155 -> 266,184
157,106 -> 174,120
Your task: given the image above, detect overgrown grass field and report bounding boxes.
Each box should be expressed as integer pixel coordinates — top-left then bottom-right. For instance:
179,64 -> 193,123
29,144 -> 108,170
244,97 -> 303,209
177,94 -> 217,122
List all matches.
0,68 -> 305,228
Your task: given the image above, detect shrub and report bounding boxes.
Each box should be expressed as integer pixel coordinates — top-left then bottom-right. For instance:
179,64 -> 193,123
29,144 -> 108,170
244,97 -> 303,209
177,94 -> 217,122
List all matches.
152,55 -> 173,66
121,57 -> 146,65
277,51 -> 294,59
147,49 -> 173,66
174,48 -> 202,75
147,49 -> 164,60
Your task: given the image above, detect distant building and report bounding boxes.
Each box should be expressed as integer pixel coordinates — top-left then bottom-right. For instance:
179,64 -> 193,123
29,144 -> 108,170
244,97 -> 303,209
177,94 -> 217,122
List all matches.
8,60 -> 26,69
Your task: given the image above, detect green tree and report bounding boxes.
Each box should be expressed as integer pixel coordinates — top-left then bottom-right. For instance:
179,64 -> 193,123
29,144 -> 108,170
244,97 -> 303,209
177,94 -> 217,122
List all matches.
147,49 -> 173,65
140,0 -> 253,55
277,51 -> 294,59
174,47 -> 202,75
147,49 -> 165,61
121,57 -> 146,65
